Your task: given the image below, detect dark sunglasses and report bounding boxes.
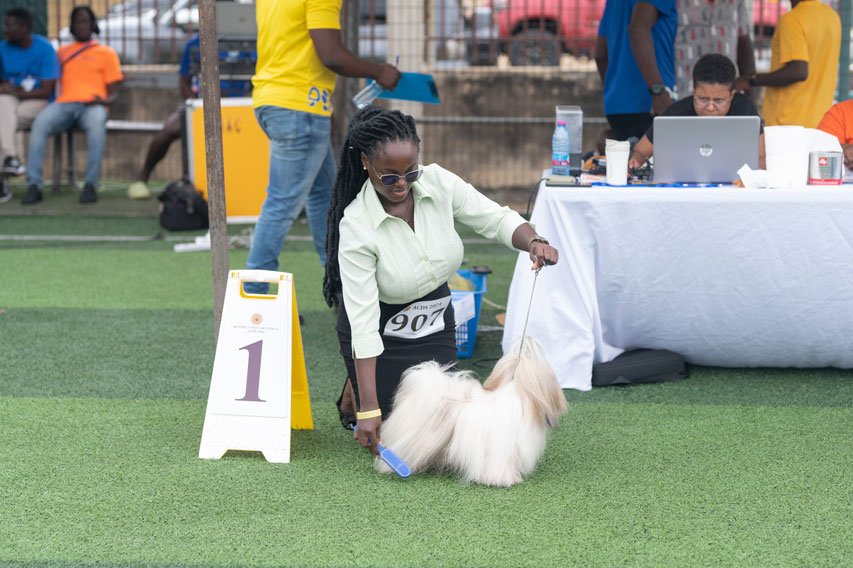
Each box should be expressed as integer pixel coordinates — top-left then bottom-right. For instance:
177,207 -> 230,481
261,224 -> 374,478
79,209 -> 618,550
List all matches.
369,163 -> 423,186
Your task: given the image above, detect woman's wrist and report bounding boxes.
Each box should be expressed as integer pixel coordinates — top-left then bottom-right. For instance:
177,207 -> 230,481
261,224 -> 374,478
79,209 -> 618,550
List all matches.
356,408 -> 382,420
527,235 -> 549,251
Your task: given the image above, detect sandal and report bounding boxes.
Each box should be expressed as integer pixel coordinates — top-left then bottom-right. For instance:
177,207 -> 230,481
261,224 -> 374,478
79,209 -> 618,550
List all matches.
336,377 -> 356,431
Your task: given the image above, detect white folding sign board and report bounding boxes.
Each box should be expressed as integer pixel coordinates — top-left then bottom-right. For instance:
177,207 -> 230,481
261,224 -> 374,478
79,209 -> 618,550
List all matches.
199,270 -> 313,464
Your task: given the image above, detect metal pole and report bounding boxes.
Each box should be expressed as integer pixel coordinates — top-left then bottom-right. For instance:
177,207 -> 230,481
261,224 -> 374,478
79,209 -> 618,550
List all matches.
198,0 -> 229,341
839,0 -> 851,102
389,0 -> 425,119
332,0 -> 360,157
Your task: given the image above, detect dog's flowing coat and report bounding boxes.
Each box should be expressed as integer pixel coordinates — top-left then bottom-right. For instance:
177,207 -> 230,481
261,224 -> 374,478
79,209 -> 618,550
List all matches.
377,338 -> 567,487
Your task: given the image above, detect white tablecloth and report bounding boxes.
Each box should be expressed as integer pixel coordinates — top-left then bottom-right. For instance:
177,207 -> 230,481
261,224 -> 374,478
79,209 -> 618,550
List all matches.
502,179 -> 853,390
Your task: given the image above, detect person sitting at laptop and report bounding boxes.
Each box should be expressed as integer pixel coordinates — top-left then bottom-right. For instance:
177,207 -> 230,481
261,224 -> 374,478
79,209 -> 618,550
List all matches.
629,53 -> 766,170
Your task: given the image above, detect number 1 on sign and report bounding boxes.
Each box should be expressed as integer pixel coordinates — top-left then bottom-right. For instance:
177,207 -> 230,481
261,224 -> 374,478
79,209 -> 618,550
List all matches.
237,339 -> 265,402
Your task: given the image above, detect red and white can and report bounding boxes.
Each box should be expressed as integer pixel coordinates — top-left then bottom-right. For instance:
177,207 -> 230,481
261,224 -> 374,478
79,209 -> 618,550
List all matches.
807,151 -> 843,185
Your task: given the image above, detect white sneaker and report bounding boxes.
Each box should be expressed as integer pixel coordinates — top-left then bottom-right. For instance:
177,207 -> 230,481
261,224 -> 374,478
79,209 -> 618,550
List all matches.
2,156 -> 25,176
127,181 -> 152,199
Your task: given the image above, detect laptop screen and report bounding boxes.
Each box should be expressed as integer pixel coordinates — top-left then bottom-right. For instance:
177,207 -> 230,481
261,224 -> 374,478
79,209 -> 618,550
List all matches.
652,116 -> 760,183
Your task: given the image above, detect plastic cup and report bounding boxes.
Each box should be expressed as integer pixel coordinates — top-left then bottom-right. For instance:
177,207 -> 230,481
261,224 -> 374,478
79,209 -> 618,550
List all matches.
605,139 -> 630,185
556,105 -> 583,170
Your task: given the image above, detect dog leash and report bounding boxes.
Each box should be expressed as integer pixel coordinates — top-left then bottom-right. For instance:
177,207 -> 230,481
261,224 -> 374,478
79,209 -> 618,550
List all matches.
518,265 -> 542,343
512,263 -> 543,379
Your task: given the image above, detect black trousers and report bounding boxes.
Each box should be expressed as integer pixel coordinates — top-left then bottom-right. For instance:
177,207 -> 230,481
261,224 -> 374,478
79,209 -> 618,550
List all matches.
335,283 -> 458,417
606,112 -> 654,141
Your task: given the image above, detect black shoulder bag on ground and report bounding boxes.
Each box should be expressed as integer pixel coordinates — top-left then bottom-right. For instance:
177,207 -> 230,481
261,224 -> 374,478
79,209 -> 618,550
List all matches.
591,349 -> 688,387
157,178 -> 209,231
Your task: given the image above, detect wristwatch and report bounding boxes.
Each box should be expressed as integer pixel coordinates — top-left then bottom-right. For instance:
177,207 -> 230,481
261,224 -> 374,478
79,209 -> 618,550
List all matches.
748,74 -> 758,87
648,83 -> 667,96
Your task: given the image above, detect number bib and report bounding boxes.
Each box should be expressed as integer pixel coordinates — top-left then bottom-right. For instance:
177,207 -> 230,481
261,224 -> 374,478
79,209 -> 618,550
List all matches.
383,296 -> 451,340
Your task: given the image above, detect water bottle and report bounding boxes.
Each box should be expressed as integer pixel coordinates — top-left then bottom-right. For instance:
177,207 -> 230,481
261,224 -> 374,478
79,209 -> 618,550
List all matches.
551,120 -> 570,176
353,81 -> 383,109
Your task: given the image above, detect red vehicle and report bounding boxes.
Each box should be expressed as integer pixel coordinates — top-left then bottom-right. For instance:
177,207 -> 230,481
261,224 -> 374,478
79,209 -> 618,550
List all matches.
491,0 -> 607,65
488,0 -> 791,66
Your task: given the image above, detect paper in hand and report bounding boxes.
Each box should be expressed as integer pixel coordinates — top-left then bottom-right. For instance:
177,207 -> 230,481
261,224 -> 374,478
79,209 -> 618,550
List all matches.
377,72 -> 441,105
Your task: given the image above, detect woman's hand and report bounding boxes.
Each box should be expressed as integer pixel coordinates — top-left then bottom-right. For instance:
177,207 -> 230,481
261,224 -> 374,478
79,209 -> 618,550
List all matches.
529,240 -> 558,270
628,154 -> 644,170
354,415 -> 382,455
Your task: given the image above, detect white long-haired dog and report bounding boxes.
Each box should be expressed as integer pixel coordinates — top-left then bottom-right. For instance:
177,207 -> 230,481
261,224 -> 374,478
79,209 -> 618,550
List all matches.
376,338 -> 567,487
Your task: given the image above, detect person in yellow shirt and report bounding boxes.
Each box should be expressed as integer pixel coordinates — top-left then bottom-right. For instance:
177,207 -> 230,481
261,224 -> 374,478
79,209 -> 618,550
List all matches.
244,0 -> 400,293
734,0 -> 840,127
323,107 -> 559,452
22,6 -> 123,205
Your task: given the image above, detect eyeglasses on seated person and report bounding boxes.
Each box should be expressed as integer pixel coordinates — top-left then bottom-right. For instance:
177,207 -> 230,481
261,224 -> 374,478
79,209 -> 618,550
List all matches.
693,95 -> 732,108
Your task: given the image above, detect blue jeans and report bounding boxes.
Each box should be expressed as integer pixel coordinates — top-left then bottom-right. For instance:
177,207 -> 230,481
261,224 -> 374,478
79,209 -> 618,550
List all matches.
245,106 -> 336,293
26,102 -> 108,188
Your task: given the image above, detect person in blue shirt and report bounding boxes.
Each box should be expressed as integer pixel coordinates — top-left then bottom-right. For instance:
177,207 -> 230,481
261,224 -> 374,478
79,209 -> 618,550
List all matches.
594,0 -> 677,143
127,35 -> 253,199
0,7 -> 59,187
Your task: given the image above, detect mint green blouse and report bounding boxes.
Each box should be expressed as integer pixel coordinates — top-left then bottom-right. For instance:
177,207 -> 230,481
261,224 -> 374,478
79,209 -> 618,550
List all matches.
338,163 -> 526,358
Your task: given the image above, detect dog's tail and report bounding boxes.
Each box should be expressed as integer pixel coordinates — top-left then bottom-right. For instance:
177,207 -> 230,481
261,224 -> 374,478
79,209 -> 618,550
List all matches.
484,337 -> 567,428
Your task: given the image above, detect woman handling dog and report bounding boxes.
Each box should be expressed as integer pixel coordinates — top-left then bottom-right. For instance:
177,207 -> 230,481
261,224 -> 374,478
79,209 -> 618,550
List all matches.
323,106 -> 559,455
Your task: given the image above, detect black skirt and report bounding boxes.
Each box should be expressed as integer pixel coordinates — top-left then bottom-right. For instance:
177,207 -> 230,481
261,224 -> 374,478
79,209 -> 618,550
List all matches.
336,283 -> 458,417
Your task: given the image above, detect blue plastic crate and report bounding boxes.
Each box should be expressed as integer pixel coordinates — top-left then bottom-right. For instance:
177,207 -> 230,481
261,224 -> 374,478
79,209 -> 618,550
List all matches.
451,269 -> 488,359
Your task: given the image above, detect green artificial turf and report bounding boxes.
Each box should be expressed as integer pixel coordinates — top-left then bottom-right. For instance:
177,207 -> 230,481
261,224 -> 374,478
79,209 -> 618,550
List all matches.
1,211 -> 851,567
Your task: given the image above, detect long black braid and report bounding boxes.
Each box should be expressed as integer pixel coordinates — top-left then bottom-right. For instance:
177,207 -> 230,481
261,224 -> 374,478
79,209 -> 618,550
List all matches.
323,106 -> 421,307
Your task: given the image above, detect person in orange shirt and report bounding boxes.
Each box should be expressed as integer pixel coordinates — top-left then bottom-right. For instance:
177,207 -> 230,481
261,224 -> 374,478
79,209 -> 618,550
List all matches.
817,99 -> 853,170
22,6 -> 123,204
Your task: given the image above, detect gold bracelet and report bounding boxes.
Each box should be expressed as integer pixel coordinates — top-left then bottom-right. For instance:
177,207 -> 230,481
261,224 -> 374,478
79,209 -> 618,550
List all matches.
356,408 -> 382,420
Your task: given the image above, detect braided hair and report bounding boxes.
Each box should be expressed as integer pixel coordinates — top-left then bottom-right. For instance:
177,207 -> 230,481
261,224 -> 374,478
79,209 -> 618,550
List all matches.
323,106 -> 421,307
70,5 -> 101,36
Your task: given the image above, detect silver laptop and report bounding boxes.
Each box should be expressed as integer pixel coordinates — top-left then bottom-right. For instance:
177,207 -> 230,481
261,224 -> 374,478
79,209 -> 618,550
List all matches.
216,2 -> 257,38
652,116 -> 760,183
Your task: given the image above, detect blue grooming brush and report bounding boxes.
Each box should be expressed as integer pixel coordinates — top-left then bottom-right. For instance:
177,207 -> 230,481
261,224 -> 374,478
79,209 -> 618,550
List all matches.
376,442 -> 411,478
354,426 -> 411,478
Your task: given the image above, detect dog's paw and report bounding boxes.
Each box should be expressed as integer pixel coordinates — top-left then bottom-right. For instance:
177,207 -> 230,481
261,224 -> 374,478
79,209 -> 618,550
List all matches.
467,470 -> 524,487
374,457 -> 393,474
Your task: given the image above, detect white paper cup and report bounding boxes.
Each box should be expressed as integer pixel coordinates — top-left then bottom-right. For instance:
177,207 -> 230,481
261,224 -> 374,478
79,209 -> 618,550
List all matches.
766,152 -> 809,188
605,139 -> 630,185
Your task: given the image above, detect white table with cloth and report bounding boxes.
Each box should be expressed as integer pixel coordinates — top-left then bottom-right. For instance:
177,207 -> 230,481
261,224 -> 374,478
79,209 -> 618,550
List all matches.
501,179 -> 853,391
